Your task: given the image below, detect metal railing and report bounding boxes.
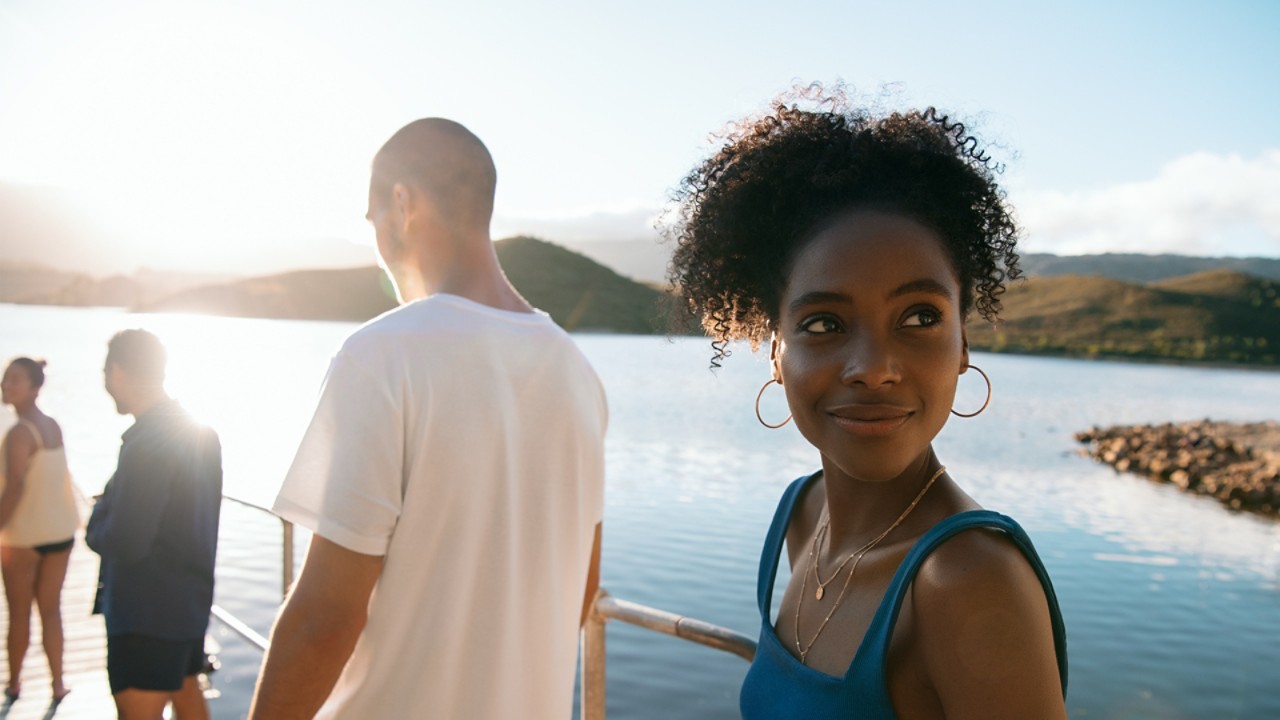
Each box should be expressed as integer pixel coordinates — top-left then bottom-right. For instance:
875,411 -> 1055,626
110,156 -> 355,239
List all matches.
210,604 -> 269,651
212,496 -> 757,719
581,589 -> 756,720
208,495 -> 293,653
220,495 -> 294,598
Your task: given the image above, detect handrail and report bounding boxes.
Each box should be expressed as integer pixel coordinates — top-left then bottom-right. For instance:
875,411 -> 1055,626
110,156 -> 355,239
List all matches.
595,592 -> 757,661
221,494 -> 295,597
210,604 -> 270,652
206,494 -> 292,659
581,588 -> 756,720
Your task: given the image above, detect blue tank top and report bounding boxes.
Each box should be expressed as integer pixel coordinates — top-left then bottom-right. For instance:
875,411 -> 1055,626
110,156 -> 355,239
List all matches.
740,472 -> 1068,719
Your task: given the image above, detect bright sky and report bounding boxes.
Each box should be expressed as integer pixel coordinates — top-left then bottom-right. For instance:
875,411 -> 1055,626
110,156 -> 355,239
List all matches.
2,0 -> 1277,276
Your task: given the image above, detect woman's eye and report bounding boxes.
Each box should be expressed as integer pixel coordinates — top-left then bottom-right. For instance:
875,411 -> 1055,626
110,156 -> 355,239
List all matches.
800,316 -> 841,334
902,309 -> 942,327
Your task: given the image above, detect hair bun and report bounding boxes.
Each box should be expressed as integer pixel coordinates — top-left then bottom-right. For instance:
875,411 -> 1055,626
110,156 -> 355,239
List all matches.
37,359 -> 48,368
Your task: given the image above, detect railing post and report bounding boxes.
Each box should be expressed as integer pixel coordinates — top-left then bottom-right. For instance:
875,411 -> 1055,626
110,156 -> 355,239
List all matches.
281,518 -> 294,599
581,588 -> 607,720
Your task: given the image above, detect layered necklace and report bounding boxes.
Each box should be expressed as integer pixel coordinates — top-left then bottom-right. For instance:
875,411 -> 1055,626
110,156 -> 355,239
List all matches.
793,465 -> 946,664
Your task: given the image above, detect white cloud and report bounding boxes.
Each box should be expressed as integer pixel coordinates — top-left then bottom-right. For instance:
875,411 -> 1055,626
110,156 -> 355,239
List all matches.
1016,150 -> 1280,257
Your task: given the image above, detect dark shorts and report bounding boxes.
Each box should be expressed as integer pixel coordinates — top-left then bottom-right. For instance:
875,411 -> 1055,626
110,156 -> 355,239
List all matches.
106,634 -> 205,694
33,538 -> 73,555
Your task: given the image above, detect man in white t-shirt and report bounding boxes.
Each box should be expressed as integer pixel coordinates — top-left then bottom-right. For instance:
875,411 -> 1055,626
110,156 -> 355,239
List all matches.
249,119 -> 607,719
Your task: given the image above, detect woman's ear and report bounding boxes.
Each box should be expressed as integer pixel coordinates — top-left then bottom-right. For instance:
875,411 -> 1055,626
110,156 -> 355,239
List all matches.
960,327 -> 971,372
770,334 -> 783,384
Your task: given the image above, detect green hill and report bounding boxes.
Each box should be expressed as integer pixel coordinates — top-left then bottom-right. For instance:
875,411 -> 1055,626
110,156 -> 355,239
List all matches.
1150,268 -> 1280,306
1019,253 -> 1280,282
139,236 -> 671,333
0,262 -> 236,307
139,265 -> 398,321
967,270 -> 1280,365
494,236 -> 667,333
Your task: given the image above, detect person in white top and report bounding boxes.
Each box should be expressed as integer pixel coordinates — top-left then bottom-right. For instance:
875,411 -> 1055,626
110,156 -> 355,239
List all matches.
0,357 -> 80,705
249,118 -> 607,719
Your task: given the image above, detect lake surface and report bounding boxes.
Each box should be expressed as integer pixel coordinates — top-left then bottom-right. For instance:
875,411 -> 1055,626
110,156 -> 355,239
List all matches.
2,303 -> 1278,719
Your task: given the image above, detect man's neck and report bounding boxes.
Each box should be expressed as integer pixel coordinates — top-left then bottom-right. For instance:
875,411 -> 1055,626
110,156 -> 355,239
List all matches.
393,236 -> 532,314
130,392 -> 171,419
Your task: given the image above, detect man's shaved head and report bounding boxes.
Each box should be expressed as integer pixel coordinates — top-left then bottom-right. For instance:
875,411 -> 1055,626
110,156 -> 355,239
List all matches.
372,118 -> 496,232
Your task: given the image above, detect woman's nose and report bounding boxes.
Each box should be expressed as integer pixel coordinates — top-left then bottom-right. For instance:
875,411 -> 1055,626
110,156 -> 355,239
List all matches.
839,333 -> 900,388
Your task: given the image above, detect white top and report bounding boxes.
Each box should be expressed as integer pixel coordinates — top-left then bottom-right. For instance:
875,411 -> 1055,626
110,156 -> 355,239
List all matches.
274,294 -> 607,719
1,419 -> 80,548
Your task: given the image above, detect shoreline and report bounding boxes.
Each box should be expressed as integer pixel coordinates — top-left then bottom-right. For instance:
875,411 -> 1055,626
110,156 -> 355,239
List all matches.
970,344 -> 1280,372
1076,420 -> 1280,516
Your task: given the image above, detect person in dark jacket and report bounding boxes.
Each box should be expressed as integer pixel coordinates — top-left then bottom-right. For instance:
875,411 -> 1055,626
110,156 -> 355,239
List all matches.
87,329 -> 222,720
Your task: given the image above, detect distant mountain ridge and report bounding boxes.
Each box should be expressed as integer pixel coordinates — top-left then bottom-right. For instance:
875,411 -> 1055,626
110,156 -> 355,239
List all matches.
138,236 -> 672,334
3,226 -> 1278,362
967,269 -> 1279,365
1019,252 -> 1280,282
0,262 -> 237,306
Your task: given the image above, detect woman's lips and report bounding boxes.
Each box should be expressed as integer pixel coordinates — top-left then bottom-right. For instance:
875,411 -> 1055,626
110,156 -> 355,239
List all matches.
828,405 -> 913,437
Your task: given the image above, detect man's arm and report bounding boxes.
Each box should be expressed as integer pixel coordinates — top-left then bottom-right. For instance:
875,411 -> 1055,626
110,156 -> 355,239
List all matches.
249,535 -> 384,720
580,522 -> 602,628
84,444 -> 173,563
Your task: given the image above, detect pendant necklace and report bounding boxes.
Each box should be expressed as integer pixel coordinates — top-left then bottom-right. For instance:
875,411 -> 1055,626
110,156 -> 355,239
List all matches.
794,465 -> 946,664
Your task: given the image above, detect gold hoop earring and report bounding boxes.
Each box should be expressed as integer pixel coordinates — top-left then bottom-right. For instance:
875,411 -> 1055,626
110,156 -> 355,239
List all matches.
951,365 -> 992,418
755,379 -> 792,429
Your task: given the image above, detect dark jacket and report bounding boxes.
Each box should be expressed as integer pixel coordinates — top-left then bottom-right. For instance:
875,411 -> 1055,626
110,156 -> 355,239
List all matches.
87,399 -> 222,640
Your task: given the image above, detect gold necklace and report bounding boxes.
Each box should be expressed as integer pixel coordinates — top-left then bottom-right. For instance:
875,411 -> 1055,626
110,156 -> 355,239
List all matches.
793,465 -> 946,664
809,520 -> 854,601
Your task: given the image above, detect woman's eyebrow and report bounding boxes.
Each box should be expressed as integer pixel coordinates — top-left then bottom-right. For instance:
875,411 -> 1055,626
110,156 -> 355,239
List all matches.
889,278 -> 954,300
788,279 -> 953,313
787,290 -> 851,314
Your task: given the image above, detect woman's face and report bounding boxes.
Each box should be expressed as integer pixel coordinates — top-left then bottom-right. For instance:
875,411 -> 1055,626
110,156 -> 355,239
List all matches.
771,210 -> 968,483
1,364 -> 37,408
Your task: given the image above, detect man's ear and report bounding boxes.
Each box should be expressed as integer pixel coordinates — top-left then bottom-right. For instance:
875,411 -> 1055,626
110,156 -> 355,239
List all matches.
770,334 -> 783,384
392,183 -> 409,215
394,182 -> 443,234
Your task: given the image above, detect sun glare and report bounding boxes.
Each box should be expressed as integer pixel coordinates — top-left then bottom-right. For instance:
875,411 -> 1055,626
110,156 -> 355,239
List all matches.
3,1 -> 384,276
125,311 -> 339,506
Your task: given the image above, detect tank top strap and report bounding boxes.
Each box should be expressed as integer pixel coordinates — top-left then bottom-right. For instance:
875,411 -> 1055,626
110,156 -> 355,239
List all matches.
756,471 -> 823,619
14,419 -> 45,450
846,510 -> 1069,696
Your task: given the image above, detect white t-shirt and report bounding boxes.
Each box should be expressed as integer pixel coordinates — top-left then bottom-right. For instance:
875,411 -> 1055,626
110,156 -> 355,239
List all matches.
274,294 -> 607,719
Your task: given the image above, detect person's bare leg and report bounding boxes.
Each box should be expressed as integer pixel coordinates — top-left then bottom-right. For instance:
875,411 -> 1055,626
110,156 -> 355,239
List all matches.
169,675 -> 209,720
112,688 -> 170,720
34,547 -> 72,700
0,545 -> 38,698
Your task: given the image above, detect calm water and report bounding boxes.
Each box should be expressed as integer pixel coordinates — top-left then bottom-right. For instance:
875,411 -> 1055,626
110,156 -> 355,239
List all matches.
2,303 -> 1278,719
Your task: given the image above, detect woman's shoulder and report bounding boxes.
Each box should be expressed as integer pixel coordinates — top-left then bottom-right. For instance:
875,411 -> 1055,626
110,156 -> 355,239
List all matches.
4,420 -> 37,449
10,416 -> 62,450
781,472 -> 825,565
908,514 -> 1057,667
787,472 -> 826,526
903,516 -> 1066,715
912,515 -> 1043,601
41,415 -> 64,449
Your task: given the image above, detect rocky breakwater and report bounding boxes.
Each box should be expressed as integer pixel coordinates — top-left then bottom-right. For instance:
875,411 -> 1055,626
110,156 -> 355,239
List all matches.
1076,420 -> 1280,515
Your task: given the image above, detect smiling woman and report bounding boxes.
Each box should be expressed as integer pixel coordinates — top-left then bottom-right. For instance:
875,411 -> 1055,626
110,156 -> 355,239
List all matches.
664,85 -> 1067,719
775,211 -> 968,484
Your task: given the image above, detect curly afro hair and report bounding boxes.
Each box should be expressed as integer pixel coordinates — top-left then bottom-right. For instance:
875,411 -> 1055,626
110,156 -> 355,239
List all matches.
663,85 -> 1021,366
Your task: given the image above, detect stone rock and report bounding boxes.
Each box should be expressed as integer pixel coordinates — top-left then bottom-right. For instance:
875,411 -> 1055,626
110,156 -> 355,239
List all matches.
1076,419 -> 1280,517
